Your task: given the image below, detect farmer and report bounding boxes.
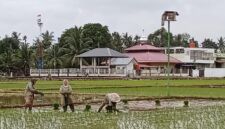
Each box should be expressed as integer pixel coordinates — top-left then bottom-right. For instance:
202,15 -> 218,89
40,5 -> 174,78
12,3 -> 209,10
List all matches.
98,93 -> 121,113
59,79 -> 74,112
24,79 -> 44,111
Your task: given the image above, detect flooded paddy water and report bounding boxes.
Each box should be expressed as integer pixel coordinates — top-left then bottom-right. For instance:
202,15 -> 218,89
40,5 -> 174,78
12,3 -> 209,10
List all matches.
2,92 -> 225,110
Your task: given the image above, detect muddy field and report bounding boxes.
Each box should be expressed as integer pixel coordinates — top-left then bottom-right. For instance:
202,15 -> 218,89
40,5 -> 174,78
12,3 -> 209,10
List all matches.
1,92 -> 225,112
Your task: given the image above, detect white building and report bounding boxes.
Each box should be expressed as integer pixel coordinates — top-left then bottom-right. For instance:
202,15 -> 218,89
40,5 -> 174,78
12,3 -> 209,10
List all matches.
167,47 -> 215,76
110,58 -> 137,77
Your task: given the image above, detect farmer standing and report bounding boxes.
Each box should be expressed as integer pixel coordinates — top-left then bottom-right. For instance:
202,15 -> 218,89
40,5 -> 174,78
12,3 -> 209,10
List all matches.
98,93 -> 121,112
59,79 -> 74,112
24,79 -> 44,111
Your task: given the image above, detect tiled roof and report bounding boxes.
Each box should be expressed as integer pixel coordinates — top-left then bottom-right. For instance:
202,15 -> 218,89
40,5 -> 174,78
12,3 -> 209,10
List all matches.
125,44 -> 163,51
77,48 -> 128,58
125,52 -> 181,63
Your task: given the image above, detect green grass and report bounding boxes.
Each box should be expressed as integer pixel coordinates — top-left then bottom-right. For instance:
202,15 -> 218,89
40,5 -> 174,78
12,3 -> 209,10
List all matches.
1,79 -> 225,97
1,79 -> 225,89
75,87 -> 225,97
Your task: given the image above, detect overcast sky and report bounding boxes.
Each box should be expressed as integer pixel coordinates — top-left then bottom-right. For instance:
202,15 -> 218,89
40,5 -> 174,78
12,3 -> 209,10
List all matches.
0,0 -> 224,44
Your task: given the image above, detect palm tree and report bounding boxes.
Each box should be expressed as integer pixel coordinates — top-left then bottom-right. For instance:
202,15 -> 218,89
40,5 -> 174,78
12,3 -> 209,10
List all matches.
41,31 -> 54,49
134,35 -> 140,44
62,26 -> 92,67
121,32 -> 133,48
111,32 -> 123,52
218,37 -> 225,53
15,43 -> 34,76
45,44 -> 64,68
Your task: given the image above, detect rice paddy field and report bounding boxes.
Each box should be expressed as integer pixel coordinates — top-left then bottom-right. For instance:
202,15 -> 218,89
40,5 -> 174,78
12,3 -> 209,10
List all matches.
1,106 -> 225,129
1,79 -> 225,129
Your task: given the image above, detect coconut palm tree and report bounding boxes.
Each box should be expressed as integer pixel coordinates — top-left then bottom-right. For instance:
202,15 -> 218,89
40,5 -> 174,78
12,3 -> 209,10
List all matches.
218,37 -> 225,53
111,32 -> 123,52
41,31 -> 54,49
45,44 -> 64,68
61,26 -> 92,67
15,43 -> 34,76
121,32 -> 133,48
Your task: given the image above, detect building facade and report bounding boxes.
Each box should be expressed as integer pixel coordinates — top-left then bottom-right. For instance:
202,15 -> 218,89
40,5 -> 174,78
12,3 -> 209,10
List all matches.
168,47 -> 215,76
125,38 -> 181,76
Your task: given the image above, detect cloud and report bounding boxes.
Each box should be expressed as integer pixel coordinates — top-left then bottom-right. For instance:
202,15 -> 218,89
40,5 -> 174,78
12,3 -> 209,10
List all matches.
0,0 -> 224,43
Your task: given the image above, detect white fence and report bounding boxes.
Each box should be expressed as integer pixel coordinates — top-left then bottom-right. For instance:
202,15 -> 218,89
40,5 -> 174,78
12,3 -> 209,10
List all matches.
191,68 -> 225,77
30,68 -> 133,77
204,68 -> 225,77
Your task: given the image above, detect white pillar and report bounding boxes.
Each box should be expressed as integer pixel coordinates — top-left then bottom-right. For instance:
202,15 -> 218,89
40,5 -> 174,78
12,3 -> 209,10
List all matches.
94,58 -> 96,75
158,66 -> 161,76
108,58 -> 111,76
80,58 -> 83,75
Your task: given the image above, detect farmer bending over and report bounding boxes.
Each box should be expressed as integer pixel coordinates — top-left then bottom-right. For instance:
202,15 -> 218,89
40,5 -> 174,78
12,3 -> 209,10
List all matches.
98,93 -> 121,113
24,79 -> 44,111
60,79 -> 74,112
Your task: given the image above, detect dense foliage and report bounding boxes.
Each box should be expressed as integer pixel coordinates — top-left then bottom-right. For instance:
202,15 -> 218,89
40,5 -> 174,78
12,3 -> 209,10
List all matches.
0,23 -> 224,76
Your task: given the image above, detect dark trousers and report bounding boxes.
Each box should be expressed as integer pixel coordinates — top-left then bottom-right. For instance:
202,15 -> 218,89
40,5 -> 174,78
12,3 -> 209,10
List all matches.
63,96 -> 74,112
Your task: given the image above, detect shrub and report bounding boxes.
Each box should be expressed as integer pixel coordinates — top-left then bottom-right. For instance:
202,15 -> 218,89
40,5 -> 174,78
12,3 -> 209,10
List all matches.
84,104 -> 91,112
53,103 -> 59,110
122,99 -> 128,104
184,100 -> 189,107
155,99 -> 161,106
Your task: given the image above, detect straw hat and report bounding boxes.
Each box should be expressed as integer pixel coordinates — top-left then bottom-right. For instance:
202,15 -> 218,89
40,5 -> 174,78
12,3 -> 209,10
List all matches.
107,93 -> 121,103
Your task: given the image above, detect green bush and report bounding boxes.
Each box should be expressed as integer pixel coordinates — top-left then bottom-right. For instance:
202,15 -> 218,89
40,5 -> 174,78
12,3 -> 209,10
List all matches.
184,100 -> 189,107
53,103 -> 59,110
155,99 -> 161,106
84,104 -> 91,112
122,99 -> 128,104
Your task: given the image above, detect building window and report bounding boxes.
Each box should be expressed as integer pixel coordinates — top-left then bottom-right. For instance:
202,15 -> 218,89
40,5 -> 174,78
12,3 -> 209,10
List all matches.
166,49 -> 174,54
175,49 -> 184,53
190,50 -> 213,60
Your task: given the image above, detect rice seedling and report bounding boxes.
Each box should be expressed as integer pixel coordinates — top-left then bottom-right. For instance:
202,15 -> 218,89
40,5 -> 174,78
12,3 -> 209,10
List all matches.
1,105 -> 225,129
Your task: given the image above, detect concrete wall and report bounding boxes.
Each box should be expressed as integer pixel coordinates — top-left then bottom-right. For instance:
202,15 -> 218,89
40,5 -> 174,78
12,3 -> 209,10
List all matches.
204,68 -> 225,77
192,70 -> 199,77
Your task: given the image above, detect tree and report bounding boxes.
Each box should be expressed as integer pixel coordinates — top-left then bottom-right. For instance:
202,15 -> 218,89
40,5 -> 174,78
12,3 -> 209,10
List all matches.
31,31 -> 54,69
173,33 -> 191,47
82,23 -> 112,48
41,31 -> 54,49
0,35 -> 20,53
60,26 -> 92,67
59,28 -> 74,47
202,38 -> 218,49
16,42 -> 34,76
0,50 -> 15,75
0,33 -> 21,75
134,35 -> 140,45
121,32 -> 133,48
45,44 -> 64,69
148,27 -> 172,47
217,37 -> 225,53
111,32 -> 123,52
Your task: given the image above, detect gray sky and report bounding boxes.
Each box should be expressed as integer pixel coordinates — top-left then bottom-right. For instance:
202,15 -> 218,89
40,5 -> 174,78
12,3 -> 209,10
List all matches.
0,0 -> 224,44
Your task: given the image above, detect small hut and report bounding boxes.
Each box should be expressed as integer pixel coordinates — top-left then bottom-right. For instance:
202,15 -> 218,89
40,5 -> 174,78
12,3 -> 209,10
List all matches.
77,48 -> 135,76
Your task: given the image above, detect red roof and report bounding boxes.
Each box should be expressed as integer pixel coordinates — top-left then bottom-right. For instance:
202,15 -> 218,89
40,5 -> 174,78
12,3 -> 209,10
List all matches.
125,52 -> 181,63
125,44 -> 163,52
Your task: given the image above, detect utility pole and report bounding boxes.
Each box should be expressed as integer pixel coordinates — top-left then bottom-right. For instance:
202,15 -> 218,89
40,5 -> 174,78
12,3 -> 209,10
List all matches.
161,11 -> 179,96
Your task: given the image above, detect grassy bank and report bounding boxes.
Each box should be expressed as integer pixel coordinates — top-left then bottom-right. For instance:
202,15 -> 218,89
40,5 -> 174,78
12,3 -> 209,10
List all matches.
1,79 -> 225,97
